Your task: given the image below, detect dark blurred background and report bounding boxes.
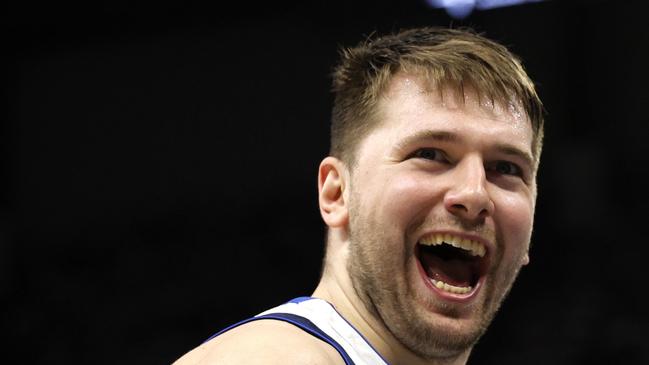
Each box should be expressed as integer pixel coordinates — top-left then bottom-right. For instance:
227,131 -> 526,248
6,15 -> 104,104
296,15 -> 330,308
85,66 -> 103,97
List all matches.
3,0 -> 648,364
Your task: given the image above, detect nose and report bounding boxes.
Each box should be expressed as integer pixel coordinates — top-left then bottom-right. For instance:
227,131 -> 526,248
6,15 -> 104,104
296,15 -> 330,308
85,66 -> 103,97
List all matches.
443,156 -> 494,222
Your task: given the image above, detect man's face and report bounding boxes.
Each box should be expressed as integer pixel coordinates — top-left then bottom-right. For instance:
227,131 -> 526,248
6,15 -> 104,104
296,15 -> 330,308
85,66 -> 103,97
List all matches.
345,73 -> 536,359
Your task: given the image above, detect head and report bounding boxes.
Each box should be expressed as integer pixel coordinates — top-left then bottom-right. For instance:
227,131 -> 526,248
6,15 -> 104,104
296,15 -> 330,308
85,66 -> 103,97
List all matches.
318,27 -> 544,362
329,27 -> 544,167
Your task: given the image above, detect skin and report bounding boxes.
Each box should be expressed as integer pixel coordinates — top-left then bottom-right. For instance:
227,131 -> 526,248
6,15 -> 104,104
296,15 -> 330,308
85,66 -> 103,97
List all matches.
314,73 -> 536,364
174,72 -> 536,364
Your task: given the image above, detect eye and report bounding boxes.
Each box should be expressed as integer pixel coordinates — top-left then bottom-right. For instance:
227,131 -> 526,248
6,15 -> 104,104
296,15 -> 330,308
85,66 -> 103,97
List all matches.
410,148 -> 446,162
492,161 -> 522,176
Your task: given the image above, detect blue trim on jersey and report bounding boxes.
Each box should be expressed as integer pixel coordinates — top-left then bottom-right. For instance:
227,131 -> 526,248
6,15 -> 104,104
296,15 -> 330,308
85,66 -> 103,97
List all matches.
329,305 -> 391,364
288,296 -> 313,303
204,312 -> 355,365
287,297 -> 389,364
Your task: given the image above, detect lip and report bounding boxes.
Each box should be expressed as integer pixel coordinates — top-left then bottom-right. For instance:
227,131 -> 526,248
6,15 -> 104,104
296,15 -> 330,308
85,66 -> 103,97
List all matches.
417,230 -> 495,256
414,230 -> 493,303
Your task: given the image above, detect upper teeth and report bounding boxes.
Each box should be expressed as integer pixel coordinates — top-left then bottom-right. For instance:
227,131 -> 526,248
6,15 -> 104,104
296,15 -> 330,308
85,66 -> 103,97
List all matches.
419,233 -> 486,257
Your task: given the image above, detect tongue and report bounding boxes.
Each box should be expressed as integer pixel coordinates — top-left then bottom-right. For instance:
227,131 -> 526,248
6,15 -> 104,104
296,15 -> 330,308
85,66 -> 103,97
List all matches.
419,249 -> 473,287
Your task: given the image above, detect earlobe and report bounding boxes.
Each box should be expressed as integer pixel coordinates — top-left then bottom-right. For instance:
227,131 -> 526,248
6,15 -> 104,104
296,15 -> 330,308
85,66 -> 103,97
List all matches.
318,157 -> 349,228
522,253 -> 530,266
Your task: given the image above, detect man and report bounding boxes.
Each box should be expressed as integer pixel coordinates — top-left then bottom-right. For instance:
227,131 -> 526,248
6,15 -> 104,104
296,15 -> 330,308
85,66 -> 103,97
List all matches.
175,26 -> 544,365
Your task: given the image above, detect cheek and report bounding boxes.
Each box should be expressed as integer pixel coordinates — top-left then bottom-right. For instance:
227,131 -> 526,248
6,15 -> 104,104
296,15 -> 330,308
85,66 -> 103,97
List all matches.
375,174 -> 441,229
494,191 -> 534,252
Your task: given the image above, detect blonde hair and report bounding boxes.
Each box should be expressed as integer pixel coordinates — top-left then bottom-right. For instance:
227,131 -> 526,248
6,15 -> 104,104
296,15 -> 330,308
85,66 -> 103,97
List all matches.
330,27 -> 544,165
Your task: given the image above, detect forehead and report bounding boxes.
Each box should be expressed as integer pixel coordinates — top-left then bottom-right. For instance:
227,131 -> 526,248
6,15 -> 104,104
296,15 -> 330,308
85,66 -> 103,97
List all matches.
370,73 -> 534,150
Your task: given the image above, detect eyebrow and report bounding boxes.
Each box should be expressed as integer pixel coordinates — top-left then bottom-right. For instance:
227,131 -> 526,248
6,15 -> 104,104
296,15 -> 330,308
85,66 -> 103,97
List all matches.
396,130 -> 535,169
494,144 -> 535,170
395,131 -> 460,151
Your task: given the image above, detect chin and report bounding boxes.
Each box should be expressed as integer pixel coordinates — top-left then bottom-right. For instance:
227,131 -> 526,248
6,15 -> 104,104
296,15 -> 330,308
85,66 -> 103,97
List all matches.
388,292 -> 490,359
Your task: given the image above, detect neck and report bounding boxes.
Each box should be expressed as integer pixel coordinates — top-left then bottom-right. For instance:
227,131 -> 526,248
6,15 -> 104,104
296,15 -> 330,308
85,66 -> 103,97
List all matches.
312,260 -> 470,365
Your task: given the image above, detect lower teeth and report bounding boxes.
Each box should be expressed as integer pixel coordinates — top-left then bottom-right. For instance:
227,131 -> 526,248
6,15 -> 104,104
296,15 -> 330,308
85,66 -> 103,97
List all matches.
432,279 -> 472,294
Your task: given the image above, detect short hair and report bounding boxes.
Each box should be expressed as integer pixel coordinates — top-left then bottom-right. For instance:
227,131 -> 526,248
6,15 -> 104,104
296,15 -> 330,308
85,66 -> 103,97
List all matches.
329,27 -> 545,166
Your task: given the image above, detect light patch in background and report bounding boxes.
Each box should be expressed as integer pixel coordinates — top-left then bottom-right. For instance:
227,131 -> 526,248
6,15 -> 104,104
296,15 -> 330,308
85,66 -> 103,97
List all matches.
426,0 -> 545,19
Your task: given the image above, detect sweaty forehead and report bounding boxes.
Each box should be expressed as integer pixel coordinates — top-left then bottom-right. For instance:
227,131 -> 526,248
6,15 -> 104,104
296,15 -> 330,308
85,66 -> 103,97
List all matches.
380,72 -> 530,129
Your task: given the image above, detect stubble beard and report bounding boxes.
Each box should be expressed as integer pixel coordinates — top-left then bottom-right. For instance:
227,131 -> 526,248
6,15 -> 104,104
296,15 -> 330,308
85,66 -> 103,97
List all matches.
346,204 -> 525,361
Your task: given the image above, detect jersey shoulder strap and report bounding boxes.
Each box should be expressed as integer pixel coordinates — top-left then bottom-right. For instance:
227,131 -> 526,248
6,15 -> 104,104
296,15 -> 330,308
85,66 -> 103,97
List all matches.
205,297 -> 389,365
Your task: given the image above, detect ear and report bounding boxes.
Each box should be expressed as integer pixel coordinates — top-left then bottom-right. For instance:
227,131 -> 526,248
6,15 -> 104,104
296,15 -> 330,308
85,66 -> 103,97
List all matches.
522,252 -> 530,266
318,156 -> 349,228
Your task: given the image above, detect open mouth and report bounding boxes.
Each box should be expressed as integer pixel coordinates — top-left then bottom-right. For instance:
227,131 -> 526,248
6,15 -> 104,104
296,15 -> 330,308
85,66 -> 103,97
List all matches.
416,233 -> 489,297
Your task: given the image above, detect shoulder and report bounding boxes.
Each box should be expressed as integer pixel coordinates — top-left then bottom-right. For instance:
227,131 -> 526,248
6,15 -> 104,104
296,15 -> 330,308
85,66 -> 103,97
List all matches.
173,319 -> 345,365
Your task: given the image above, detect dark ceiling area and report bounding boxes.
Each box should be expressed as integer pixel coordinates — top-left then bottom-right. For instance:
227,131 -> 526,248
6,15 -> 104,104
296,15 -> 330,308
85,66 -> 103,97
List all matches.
3,1 -> 649,364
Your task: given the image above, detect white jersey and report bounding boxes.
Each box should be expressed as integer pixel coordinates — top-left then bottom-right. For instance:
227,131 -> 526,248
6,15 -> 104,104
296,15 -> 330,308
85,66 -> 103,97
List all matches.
206,297 -> 389,365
